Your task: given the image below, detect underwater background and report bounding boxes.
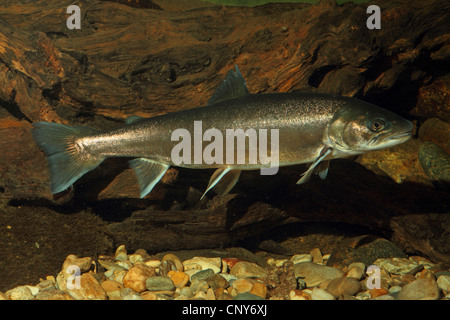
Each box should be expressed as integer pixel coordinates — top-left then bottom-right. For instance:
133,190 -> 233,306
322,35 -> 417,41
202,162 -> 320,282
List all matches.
0,0 -> 448,300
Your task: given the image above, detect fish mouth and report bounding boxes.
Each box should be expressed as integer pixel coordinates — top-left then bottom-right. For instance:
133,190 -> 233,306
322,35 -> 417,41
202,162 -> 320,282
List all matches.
386,130 -> 412,141
367,130 -> 412,148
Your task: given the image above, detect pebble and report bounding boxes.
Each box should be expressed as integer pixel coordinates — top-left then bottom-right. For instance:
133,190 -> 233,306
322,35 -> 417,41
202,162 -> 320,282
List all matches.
418,142 -> 450,189
114,245 -> 128,262
222,258 -> 242,269
369,288 -> 389,298
145,276 -> 175,292
233,293 -> 265,300
374,257 -> 419,274
178,287 -> 194,299
311,287 -> 335,300
346,266 -> 365,280
190,268 -> 215,281
326,277 -> 362,298
388,286 -> 402,299
219,273 -> 238,283
98,257 -> 125,272
3,244 -> 449,300
289,289 -> 311,300
5,286 -> 34,300
398,278 -> 440,300
123,294 -> 143,300
190,279 -> 209,295
35,288 -> 74,300
290,254 -> 313,264
128,253 -> 145,265
371,294 -> 395,300
294,262 -> 345,287
168,270 -> 189,288
101,279 -> 124,293
206,273 -> 229,290
183,257 -> 222,274
162,253 -> 184,272
232,278 -> 254,294
122,263 -> 156,293
355,291 -> 371,300
230,261 -> 268,278
62,255 -> 93,273
144,257 -> 161,269
437,275 -> 450,292
250,281 -> 267,299
66,273 -> 107,300
310,248 -> 323,264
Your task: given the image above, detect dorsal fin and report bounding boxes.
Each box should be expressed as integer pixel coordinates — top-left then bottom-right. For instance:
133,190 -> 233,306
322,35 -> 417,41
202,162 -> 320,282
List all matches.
207,65 -> 250,105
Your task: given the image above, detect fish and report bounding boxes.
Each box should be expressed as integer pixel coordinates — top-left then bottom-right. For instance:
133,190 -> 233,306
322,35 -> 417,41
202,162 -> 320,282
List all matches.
32,65 -> 413,199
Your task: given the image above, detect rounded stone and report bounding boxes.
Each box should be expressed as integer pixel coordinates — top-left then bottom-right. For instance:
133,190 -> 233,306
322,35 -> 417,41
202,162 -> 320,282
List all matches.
294,262 -> 344,287
114,245 -> 128,262
6,286 -> 34,300
183,257 -> 222,273
191,268 -> 215,281
398,278 -> 440,300
206,273 -> 229,290
346,266 -> 365,280
232,278 -> 254,294
123,294 -> 143,300
311,287 -> 335,300
250,281 -> 267,299
162,254 -> 184,271
66,273 -> 107,300
437,274 -> 450,292
289,289 -> 311,300
326,277 -> 362,298
62,254 -> 94,273
233,293 -> 265,300
35,288 -> 74,300
230,261 -> 268,279
122,263 -> 157,293
291,254 -> 313,264
374,257 -> 419,275
418,142 -> 450,188
101,280 -> 124,292
167,270 -> 189,288
369,288 -> 389,298
190,279 -> 209,295
145,276 -> 175,292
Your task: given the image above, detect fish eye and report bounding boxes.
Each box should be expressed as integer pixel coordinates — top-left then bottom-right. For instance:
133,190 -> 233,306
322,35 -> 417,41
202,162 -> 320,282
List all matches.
370,119 -> 385,132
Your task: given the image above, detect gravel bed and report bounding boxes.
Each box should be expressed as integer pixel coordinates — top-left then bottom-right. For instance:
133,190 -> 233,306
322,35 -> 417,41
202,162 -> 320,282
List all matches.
2,245 -> 449,300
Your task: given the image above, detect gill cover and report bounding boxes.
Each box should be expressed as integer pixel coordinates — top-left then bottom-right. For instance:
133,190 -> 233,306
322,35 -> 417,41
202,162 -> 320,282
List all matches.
327,100 -> 412,153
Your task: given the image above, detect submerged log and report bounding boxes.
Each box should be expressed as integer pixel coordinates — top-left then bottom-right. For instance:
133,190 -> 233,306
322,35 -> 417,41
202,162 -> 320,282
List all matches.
0,0 -> 448,261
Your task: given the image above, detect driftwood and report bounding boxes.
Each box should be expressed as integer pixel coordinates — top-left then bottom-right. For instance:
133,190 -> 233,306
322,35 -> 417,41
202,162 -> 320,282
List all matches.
0,0 -> 449,262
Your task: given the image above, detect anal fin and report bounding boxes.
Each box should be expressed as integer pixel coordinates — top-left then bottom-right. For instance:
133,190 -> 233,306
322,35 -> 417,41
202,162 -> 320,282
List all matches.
297,146 -> 332,185
129,158 -> 170,198
201,167 -> 241,200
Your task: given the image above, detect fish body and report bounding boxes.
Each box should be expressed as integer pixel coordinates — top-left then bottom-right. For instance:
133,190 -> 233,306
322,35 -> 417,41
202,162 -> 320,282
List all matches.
32,65 -> 412,198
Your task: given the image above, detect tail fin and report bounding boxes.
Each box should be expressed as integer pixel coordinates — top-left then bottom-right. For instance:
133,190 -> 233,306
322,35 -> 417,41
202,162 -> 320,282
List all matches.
32,122 -> 104,194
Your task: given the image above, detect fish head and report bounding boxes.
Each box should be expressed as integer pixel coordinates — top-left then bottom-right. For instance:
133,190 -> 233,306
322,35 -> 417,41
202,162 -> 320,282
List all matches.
327,100 -> 412,154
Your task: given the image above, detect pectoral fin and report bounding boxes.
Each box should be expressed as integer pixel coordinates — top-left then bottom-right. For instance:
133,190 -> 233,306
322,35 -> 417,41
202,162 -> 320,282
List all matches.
296,146 -> 332,185
201,167 -> 241,200
129,158 -> 170,198
314,160 -> 330,180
